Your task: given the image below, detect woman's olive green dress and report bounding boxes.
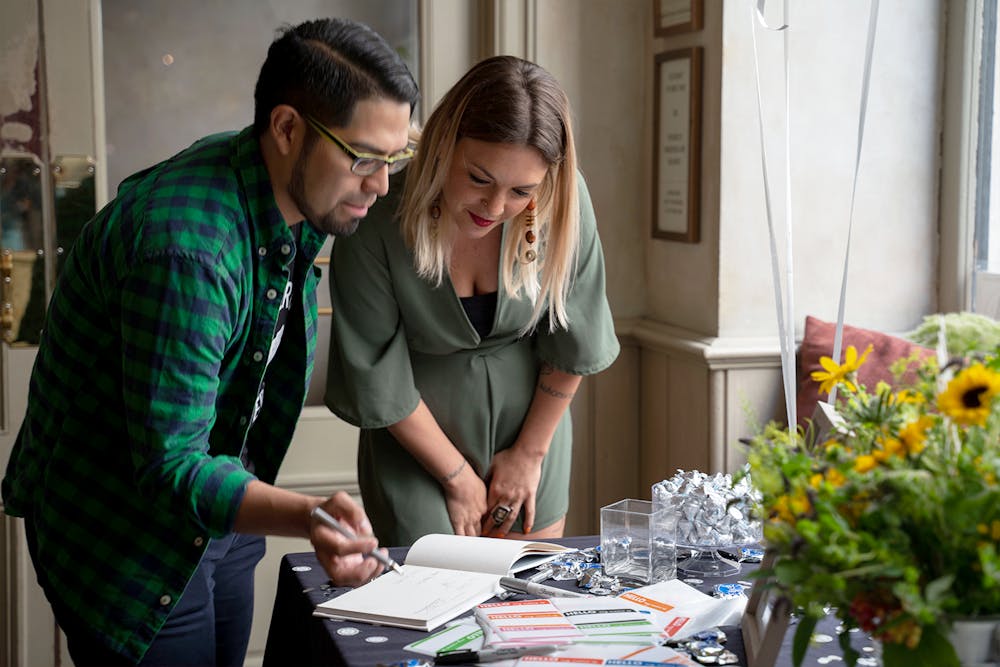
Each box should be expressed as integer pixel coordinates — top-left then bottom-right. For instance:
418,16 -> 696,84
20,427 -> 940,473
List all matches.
325,173 -> 619,546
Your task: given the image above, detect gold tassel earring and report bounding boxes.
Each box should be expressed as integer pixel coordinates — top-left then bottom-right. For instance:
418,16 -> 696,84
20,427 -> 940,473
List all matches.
522,198 -> 537,263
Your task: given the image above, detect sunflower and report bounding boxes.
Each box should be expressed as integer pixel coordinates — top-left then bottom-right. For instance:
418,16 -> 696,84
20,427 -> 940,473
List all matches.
937,363 -> 1000,427
811,344 -> 874,395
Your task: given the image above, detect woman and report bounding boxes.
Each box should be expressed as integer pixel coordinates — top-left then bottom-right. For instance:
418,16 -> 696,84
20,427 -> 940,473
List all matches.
325,55 -> 619,546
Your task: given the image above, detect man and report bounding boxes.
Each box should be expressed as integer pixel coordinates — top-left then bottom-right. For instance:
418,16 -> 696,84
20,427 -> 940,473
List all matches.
1,17 -> 418,667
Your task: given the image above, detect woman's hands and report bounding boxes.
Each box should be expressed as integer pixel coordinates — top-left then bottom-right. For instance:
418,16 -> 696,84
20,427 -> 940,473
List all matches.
388,400 -> 490,536
442,460 -> 488,536
481,446 -> 545,536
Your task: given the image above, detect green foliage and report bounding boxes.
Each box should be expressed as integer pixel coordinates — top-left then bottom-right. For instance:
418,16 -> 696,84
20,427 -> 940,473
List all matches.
745,347 -> 1000,666
906,311 -> 1000,357
792,616 -> 818,666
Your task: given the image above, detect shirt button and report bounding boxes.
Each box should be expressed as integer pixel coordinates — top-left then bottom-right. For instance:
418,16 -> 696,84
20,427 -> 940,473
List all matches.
257,246 -> 267,257
239,415 -> 248,426
266,288 -> 278,300
252,350 -> 264,362
159,595 -> 172,606
193,536 -> 204,547
280,244 -> 292,255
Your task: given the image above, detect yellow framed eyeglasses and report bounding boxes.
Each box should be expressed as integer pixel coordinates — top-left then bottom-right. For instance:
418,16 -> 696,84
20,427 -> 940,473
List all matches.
304,114 -> 414,176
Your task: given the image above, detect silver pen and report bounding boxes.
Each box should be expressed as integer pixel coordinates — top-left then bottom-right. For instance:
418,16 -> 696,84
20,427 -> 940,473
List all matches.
310,506 -> 403,575
499,576 -> 589,598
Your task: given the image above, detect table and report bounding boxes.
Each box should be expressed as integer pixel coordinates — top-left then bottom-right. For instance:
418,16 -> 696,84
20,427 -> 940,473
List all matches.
261,537 -> 880,666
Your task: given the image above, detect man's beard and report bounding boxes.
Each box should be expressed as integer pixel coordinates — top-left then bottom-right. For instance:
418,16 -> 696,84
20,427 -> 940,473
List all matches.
288,137 -> 361,237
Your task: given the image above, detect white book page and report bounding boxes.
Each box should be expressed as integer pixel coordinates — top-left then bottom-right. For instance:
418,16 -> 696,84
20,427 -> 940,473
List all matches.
405,534 -> 569,575
315,564 -> 500,628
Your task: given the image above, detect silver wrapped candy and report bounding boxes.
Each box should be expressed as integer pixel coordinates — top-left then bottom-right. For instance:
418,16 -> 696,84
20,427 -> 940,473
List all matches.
653,468 -> 762,548
715,650 -> 740,665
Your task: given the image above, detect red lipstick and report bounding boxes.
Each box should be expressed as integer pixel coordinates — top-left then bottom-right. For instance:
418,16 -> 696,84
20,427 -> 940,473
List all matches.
468,211 -> 495,228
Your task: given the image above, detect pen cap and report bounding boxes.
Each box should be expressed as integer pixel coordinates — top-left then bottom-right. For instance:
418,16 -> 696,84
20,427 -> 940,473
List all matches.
433,651 -> 474,665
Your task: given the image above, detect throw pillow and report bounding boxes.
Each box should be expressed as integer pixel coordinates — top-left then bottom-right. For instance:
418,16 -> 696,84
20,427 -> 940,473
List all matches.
796,316 -> 933,427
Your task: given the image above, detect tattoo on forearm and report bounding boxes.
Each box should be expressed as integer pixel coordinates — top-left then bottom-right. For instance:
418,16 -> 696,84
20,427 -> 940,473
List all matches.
538,381 -> 574,400
440,459 -> 467,484
537,363 -> 573,399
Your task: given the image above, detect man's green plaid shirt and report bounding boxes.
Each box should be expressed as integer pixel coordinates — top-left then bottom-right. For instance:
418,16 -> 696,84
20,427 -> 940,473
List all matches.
2,126 -> 329,661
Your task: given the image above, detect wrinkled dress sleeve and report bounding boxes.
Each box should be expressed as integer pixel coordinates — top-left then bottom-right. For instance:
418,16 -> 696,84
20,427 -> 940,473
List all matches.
324,190 -> 421,428
534,173 -> 620,374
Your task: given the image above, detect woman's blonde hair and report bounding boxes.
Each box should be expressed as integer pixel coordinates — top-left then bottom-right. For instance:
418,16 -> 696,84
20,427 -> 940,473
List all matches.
399,55 -> 580,333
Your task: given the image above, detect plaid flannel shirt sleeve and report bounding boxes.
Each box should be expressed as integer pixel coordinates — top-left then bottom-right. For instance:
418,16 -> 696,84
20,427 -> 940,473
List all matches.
117,229 -> 255,537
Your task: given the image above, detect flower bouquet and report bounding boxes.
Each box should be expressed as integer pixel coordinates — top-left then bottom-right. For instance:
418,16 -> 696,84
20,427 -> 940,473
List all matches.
743,343 -> 1000,667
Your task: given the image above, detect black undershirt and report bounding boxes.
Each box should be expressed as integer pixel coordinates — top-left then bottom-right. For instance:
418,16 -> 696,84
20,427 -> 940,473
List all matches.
460,291 -> 498,339
243,223 -> 302,471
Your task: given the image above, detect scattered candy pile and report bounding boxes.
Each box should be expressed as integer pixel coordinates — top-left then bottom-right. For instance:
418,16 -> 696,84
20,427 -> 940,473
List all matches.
667,628 -> 741,665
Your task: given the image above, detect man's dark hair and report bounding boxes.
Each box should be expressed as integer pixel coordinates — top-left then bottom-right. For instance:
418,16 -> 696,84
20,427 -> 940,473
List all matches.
253,18 -> 419,135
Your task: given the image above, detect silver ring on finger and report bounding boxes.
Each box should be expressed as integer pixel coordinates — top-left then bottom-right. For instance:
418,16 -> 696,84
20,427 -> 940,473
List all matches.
491,504 -> 512,525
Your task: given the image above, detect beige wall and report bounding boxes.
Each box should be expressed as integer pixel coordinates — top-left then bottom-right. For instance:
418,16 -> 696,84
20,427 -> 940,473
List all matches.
536,0 -> 649,321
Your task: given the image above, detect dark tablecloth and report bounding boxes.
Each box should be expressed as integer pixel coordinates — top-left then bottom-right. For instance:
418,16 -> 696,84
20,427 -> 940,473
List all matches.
261,537 -> 880,666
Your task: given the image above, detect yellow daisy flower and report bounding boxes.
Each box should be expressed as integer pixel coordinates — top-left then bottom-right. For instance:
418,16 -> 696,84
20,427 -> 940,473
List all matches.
897,416 -> 934,456
811,344 -> 873,396
854,454 -> 877,473
809,468 -> 847,489
977,520 -> 1000,541
823,439 -> 849,458
825,468 -> 846,487
772,490 -> 812,523
937,363 -> 1000,427
892,389 -> 925,406
873,438 -> 904,462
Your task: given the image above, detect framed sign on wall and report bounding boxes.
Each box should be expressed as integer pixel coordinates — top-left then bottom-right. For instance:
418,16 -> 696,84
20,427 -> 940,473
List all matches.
654,0 -> 704,36
652,46 -> 702,243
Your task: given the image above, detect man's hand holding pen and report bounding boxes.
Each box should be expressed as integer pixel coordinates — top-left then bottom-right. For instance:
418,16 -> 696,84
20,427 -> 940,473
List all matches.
309,492 -> 389,586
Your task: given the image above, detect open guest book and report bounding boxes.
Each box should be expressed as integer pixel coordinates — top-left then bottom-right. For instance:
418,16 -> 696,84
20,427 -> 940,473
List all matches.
313,533 -> 574,631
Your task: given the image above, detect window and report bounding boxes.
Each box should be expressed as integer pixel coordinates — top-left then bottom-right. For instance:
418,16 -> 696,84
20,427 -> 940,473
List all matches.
101,1 -> 419,405
975,0 -> 1000,315
102,1 -> 419,193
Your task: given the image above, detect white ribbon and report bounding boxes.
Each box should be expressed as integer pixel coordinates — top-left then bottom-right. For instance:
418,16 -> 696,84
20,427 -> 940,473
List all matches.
829,0 -> 880,406
749,0 -> 881,427
749,0 -> 796,428
753,0 -> 788,31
